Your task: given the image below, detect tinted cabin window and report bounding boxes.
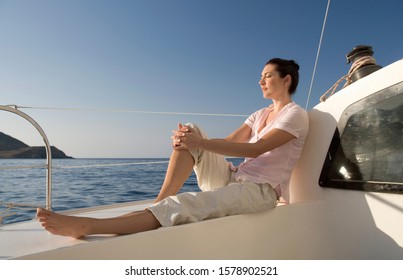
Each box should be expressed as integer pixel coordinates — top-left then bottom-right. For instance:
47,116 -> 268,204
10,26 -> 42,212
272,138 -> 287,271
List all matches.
320,82 -> 403,194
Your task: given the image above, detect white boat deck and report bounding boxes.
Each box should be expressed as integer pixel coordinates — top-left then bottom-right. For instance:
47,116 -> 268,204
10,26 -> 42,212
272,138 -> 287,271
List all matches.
2,200 -> 304,260
3,194 -> 402,260
0,200 -> 153,260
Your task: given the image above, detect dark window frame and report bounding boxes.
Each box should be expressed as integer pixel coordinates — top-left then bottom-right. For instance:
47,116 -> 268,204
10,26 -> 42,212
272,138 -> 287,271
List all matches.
319,81 -> 403,194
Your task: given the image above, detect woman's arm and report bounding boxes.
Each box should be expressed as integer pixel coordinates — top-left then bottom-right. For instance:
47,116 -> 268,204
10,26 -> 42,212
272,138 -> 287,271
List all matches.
223,123 -> 252,143
175,125 -> 295,158
172,123 -> 251,149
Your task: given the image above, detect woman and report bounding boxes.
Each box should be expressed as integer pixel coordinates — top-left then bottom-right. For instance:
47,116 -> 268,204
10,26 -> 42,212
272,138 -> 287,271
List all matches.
37,58 -> 309,238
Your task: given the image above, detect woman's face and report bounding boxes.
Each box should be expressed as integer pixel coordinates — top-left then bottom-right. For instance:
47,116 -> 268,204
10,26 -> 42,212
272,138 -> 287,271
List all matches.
259,64 -> 289,99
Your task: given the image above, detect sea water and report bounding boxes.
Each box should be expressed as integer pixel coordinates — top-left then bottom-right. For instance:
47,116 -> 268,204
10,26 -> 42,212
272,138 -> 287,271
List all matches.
0,158 -> 243,224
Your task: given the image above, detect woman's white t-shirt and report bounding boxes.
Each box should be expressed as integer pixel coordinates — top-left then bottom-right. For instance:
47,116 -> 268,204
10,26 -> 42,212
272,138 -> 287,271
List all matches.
234,102 -> 309,203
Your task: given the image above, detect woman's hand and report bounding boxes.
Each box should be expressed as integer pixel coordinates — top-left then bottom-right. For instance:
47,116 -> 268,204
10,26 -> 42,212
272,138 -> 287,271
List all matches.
171,123 -> 188,148
171,123 -> 202,150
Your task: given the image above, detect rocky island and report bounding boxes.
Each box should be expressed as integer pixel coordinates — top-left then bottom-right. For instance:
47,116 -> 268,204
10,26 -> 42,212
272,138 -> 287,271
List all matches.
0,132 -> 72,159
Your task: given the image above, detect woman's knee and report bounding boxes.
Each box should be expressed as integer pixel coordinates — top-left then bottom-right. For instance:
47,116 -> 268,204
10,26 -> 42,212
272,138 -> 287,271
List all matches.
184,123 -> 206,138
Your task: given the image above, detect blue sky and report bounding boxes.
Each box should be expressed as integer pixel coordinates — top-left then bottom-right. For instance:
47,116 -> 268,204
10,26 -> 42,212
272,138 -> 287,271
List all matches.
1,0 -> 402,158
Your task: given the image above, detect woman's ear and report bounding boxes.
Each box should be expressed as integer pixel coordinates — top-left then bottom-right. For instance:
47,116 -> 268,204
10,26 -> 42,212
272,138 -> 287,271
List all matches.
284,74 -> 291,86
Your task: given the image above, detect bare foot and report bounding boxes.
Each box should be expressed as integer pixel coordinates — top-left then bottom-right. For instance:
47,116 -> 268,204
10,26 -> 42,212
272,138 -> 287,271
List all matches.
36,208 -> 91,239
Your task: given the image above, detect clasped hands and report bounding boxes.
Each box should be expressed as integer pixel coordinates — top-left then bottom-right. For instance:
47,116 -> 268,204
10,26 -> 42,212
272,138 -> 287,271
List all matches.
171,123 -> 202,150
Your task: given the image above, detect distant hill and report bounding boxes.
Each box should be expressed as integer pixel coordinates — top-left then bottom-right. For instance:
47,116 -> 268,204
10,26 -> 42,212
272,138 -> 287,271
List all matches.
0,132 -> 72,159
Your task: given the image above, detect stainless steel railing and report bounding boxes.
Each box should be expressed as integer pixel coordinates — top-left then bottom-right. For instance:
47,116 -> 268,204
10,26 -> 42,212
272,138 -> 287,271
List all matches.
0,105 -> 52,212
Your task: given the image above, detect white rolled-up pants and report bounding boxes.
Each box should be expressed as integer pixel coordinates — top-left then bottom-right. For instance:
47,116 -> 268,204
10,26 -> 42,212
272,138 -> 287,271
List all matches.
147,124 -> 278,227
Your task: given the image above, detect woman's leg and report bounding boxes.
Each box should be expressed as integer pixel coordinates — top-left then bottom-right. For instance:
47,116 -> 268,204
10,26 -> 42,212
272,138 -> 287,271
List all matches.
156,122 -> 234,201
147,181 -> 278,227
36,208 -> 161,238
154,149 -> 195,202
36,124 -> 220,238
36,141 -> 196,238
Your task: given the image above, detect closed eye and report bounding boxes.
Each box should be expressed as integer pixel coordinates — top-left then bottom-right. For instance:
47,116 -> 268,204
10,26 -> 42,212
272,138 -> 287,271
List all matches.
261,72 -> 272,79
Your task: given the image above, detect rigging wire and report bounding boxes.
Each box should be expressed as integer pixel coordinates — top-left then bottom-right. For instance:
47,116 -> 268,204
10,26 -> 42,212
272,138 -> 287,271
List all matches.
0,161 -> 169,171
14,105 -> 249,118
53,160 -> 169,169
0,164 -> 47,171
305,0 -> 331,110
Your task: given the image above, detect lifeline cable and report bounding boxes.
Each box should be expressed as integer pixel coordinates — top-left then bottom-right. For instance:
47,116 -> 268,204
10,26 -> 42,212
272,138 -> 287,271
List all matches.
13,105 -> 249,118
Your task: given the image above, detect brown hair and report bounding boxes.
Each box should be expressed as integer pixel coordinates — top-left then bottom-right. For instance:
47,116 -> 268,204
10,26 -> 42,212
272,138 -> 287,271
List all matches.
266,58 -> 300,95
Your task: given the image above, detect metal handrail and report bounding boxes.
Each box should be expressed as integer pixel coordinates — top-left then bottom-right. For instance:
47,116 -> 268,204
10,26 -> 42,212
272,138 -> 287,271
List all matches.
0,105 -> 52,210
